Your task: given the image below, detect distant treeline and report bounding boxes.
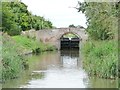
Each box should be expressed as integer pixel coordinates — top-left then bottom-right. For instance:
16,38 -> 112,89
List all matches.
2,2 -> 53,36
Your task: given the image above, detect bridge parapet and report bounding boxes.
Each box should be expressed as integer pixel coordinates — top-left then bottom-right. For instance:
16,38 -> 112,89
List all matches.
21,27 -> 88,50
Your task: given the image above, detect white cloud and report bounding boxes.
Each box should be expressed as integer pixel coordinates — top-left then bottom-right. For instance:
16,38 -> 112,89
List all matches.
21,0 -> 87,28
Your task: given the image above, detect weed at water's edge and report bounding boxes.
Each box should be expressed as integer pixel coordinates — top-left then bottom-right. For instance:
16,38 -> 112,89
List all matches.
81,40 -> 118,79
12,35 -> 57,54
2,34 -> 28,81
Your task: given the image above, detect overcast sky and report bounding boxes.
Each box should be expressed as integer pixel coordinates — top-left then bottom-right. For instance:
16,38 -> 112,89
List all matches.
21,0 -> 87,28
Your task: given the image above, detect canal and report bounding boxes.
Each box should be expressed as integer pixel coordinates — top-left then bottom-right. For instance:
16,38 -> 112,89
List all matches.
2,49 -> 118,88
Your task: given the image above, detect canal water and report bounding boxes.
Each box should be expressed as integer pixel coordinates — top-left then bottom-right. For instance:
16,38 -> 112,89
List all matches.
2,49 -> 118,88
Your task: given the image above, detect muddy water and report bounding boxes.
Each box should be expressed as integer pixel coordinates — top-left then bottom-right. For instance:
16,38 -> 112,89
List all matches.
2,49 -> 118,88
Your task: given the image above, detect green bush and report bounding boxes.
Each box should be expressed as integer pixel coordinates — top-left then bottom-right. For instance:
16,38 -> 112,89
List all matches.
81,40 -> 118,79
45,44 -> 57,51
7,24 -> 22,36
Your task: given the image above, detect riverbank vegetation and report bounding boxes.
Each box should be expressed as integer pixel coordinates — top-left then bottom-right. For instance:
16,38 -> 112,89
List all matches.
1,1 -> 56,81
78,2 -> 119,79
82,40 -> 118,79
12,35 -> 56,54
2,34 -> 56,81
2,34 -> 27,81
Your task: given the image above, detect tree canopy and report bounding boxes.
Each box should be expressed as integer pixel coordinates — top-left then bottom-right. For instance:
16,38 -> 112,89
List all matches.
69,24 -> 76,28
77,1 -> 119,40
2,2 -> 53,36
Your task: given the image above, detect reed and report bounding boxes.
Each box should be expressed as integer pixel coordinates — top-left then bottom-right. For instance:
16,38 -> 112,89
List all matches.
81,40 -> 118,79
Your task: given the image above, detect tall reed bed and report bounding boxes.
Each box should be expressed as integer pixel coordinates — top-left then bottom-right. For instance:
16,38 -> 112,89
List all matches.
81,40 -> 118,79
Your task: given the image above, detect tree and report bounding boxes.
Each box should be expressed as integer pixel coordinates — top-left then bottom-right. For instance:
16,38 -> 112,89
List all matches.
2,2 -> 22,35
69,24 -> 76,28
77,2 -> 118,40
2,2 -> 53,35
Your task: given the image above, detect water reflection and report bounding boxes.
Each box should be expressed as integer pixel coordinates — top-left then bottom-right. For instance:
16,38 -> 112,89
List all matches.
21,49 -> 88,88
2,49 -> 118,88
60,49 -> 79,68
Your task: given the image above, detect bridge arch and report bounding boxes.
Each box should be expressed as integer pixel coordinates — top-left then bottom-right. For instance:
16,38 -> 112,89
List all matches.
21,28 -> 88,50
57,32 -> 82,41
57,32 -> 82,50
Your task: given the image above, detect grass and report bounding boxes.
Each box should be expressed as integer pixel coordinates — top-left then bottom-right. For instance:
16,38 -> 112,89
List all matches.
2,34 -> 28,81
2,34 -> 56,81
81,40 -> 118,79
12,35 -> 57,54
0,34 -> 2,82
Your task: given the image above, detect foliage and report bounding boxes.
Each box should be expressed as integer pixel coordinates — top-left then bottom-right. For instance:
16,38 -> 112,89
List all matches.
2,2 -> 22,36
63,33 -> 78,38
81,40 -> 118,79
2,34 -> 27,81
0,34 -> 2,82
69,24 -> 76,28
12,35 -> 56,54
2,2 -> 53,36
77,1 -> 119,79
2,34 -> 56,81
77,2 -> 118,40
31,15 -> 53,30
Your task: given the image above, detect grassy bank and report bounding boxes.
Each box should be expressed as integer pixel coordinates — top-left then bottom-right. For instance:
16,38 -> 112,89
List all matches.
0,34 -> 2,82
2,34 -> 56,81
2,34 -> 28,81
81,40 -> 118,79
12,35 -> 57,54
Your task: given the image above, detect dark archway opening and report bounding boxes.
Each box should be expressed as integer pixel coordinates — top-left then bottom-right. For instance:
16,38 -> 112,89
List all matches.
60,33 -> 80,50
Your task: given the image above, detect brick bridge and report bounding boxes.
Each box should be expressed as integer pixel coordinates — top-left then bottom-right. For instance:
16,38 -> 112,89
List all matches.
21,27 -> 88,50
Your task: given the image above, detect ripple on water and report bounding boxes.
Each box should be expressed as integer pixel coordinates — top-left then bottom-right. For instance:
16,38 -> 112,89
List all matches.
21,68 -> 89,88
